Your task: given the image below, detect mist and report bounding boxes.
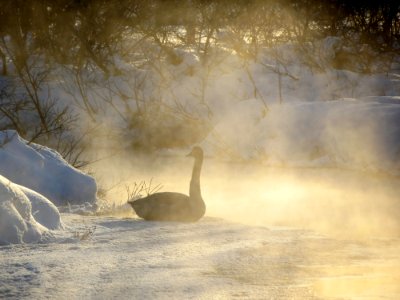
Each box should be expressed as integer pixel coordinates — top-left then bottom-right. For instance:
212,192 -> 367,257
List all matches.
92,150 -> 400,238
1,1 -> 400,298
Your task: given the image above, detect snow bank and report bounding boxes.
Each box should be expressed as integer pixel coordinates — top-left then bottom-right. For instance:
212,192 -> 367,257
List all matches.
203,97 -> 400,174
0,175 -> 55,245
17,185 -> 62,230
0,130 -> 97,206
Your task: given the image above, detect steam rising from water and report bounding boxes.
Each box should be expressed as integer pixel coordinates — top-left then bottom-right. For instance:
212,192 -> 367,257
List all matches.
89,151 -> 400,299
93,153 -> 400,239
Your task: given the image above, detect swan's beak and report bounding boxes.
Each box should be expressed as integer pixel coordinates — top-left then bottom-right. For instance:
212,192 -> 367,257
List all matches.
186,150 -> 193,157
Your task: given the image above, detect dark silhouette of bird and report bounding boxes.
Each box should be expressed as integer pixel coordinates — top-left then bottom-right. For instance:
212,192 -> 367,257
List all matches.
128,146 -> 206,222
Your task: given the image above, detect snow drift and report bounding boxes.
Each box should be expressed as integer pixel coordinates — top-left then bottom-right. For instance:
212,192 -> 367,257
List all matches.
0,130 -> 97,206
17,184 -> 62,230
0,175 -> 61,245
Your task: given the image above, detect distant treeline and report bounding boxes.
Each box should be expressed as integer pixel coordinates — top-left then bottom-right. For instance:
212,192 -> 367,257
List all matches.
0,0 -> 399,75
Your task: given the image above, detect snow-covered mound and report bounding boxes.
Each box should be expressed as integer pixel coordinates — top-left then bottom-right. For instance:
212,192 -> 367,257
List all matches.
0,130 -> 97,206
0,175 -> 61,245
203,97 -> 400,174
17,184 -> 62,230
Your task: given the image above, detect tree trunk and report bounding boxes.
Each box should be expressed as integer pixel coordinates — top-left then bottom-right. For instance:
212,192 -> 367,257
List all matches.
0,47 -> 7,76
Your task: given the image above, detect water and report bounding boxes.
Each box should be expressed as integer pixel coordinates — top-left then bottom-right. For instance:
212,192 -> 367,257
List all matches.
96,154 -> 400,238
91,154 -> 400,298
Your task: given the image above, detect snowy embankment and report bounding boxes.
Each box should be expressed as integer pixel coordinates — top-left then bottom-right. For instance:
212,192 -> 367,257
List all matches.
56,37 -> 400,175
0,130 -> 97,206
0,130 -> 97,244
0,175 -> 60,244
203,97 -> 400,175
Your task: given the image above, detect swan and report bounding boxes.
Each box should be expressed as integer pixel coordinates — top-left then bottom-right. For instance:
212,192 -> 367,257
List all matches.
128,146 -> 206,222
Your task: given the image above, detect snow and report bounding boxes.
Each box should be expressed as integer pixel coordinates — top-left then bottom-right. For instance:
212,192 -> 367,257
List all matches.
0,175 -> 55,245
0,130 -> 93,244
0,213 -> 399,299
17,184 -> 62,230
0,35 -> 383,178
45,38 -> 400,177
202,98 -> 400,174
0,130 -> 97,206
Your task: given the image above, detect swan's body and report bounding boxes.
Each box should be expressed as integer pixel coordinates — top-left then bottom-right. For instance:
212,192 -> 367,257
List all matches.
128,147 -> 206,222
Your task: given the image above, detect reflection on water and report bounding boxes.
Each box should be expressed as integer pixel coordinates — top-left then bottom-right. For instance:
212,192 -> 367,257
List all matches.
315,273 -> 400,299
93,153 -> 400,298
214,230 -> 400,299
309,240 -> 400,299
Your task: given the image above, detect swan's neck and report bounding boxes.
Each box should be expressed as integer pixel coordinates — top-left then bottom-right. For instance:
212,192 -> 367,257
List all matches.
189,155 -> 203,199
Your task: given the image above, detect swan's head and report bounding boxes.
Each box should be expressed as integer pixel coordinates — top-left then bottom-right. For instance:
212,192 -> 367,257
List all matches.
186,146 -> 203,159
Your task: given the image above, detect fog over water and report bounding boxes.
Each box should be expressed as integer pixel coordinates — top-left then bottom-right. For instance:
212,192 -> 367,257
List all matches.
95,152 -> 400,239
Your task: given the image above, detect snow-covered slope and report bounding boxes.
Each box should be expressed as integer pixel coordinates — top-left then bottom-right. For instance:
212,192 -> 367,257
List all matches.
203,97 -> 400,174
0,130 -> 97,206
17,184 -> 62,230
0,175 -> 59,245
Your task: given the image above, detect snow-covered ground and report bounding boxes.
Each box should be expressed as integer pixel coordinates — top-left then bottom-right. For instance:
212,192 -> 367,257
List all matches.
1,212 -> 399,299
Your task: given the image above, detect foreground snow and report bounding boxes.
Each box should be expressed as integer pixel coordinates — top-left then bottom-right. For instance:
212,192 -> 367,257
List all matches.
0,130 -> 98,244
0,175 -> 61,245
0,213 -> 399,299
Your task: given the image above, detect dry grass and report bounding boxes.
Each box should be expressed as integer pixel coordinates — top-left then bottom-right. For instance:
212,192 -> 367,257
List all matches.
125,179 -> 163,202
73,226 -> 96,241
